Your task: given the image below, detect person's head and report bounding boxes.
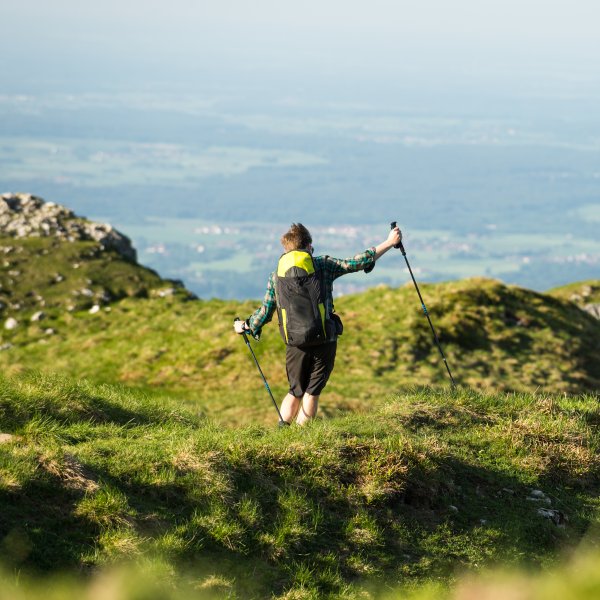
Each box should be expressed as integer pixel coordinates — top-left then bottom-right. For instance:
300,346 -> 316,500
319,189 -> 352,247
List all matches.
280,223 -> 313,253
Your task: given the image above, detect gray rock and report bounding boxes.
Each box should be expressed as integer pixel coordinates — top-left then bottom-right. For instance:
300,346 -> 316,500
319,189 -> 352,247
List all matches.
0,193 -> 137,262
527,496 -> 552,505
156,288 -> 176,298
537,508 -> 567,526
44,328 -> 56,336
4,317 -> 18,330
0,343 -> 13,351
31,311 -> 46,322
584,303 -> 600,319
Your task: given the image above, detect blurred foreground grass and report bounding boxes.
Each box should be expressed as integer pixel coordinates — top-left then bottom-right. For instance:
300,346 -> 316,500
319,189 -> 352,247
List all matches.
1,373 -> 598,598
1,547 -> 600,599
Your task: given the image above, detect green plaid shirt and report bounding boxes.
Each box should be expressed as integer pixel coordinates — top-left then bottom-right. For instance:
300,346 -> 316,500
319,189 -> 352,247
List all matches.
247,248 -> 376,339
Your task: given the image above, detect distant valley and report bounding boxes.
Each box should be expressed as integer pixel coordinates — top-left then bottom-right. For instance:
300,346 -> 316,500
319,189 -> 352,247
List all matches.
1,89 -> 599,299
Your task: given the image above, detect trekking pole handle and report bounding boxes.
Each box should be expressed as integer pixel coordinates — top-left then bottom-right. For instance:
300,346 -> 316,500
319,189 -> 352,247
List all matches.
390,221 -> 406,253
234,317 -> 250,344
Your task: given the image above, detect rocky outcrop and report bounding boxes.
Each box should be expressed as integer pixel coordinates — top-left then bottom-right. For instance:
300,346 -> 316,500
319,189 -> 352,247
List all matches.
0,193 -> 136,262
584,303 -> 600,319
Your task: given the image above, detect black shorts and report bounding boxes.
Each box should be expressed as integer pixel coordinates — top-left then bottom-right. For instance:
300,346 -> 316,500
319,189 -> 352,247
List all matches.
286,341 -> 337,397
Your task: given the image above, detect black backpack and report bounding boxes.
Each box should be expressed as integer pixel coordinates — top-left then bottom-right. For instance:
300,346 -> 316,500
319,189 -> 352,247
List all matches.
274,250 -> 330,347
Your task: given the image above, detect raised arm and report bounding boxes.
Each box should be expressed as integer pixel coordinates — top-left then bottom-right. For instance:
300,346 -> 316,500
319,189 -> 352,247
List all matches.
374,225 -> 402,260
323,224 -> 403,278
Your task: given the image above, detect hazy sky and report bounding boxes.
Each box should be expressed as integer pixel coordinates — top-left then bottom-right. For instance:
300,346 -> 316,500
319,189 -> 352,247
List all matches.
1,0 -> 599,92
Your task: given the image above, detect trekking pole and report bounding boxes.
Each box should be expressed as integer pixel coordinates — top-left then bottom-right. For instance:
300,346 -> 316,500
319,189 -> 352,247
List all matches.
390,222 -> 456,387
234,318 -> 288,425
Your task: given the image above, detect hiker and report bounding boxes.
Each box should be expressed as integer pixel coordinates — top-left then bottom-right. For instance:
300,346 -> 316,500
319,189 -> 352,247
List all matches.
234,222 -> 402,425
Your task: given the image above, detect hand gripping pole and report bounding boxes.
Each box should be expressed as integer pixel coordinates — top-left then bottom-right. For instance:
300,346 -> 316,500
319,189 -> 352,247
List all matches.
390,222 -> 456,387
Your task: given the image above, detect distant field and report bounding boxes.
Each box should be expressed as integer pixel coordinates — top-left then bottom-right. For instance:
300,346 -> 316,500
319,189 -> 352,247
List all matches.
576,203 -> 600,223
0,136 -> 326,187
115,217 -> 600,299
1,90 -> 599,297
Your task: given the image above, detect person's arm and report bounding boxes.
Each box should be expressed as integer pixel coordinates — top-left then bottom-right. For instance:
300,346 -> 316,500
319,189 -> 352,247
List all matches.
323,225 -> 402,278
233,273 -> 277,339
374,225 -> 402,260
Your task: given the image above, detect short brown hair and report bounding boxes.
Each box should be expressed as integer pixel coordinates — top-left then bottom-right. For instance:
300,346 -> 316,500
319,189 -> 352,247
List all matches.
280,223 -> 312,252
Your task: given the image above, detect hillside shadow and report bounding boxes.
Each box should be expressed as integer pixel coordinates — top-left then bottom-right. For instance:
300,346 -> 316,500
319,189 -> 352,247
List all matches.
1,393 -> 171,431
0,477 -> 99,574
3,441 -> 596,595
77,452 -> 597,592
402,456 -> 589,565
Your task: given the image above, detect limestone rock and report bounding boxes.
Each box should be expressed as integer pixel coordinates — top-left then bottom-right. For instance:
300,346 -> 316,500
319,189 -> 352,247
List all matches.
537,508 -> 567,526
584,303 -> 600,319
154,287 -> 176,298
31,311 -> 46,322
4,317 -> 18,330
0,193 -> 137,262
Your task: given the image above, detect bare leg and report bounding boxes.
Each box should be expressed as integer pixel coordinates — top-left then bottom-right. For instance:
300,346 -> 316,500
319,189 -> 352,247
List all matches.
280,393 -> 301,423
296,393 -> 319,425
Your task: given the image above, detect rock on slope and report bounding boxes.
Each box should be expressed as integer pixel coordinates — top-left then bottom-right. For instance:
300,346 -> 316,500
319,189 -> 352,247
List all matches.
1,192 -> 136,262
0,193 -> 191,331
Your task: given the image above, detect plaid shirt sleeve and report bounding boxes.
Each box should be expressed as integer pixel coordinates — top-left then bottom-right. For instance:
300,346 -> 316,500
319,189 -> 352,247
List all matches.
247,272 -> 277,339
318,247 -> 377,280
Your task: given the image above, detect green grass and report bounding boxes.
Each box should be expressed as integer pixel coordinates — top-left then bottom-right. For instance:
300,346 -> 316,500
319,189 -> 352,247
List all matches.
0,235 -> 186,316
548,280 -> 600,306
1,231 -> 599,426
1,231 -> 599,596
0,373 -> 598,598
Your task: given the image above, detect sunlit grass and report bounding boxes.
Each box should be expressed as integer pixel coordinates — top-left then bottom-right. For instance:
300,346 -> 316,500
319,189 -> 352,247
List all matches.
0,373 -> 598,598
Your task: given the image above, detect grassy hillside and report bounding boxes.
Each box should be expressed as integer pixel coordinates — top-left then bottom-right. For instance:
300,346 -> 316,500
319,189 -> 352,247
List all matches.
0,235 -> 191,316
1,230 -> 599,425
549,280 -> 600,307
0,373 -> 598,599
